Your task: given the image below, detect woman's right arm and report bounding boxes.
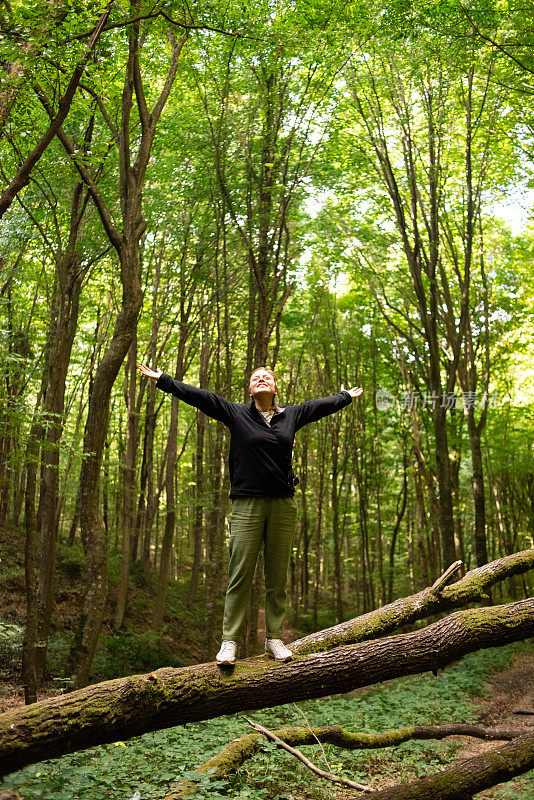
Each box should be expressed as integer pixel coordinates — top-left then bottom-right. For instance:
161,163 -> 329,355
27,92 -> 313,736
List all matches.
139,365 -> 236,425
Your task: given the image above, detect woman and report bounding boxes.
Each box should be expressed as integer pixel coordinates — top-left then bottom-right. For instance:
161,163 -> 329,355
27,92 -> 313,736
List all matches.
139,363 -> 363,665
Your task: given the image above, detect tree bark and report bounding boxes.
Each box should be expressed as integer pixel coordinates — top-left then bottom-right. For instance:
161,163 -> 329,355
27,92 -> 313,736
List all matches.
0,599 -> 532,777
114,335 -> 139,630
203,422 -> 226,660
154,343 -> 187,630
467,417 -> 488,565
387,447 -> 408,603
187,346 -> 208,603
137,258 -> 161,568
22,392 -> 44,705
331,422 -> 344,622
35,182 -> 87,681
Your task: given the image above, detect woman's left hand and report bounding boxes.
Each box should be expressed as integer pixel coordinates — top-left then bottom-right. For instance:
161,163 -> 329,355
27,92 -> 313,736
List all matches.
348,386 -> 363,398
139,364 -> 162,380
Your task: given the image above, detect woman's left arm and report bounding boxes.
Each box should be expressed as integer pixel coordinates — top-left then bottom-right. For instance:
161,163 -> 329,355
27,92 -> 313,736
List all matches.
294,386 -> 363,430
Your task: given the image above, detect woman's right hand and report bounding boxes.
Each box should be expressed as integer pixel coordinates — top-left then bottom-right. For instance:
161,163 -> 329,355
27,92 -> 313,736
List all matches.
139,364 -> 162,381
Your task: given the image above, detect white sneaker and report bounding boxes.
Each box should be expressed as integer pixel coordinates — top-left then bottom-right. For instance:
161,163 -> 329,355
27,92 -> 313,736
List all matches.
265,638 -> 292,661
216,640 -> 236,664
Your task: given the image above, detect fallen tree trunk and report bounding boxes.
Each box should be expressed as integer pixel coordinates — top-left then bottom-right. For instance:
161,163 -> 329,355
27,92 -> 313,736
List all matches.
292,549 -> 534,655
1,599 -> 533,777
348,729 -> 534,800
164,722 -> 527,799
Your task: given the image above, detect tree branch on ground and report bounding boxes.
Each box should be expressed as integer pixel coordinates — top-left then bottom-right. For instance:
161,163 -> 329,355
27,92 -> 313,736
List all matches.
0,597 -> 532,776
165,720 -> 529,798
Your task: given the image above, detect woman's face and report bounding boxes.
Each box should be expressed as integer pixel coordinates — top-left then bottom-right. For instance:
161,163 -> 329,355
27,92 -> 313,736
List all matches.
249,368 -> 277,399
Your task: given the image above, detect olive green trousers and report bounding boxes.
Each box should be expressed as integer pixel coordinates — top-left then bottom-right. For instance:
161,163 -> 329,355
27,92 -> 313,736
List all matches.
222,496 -> 297,642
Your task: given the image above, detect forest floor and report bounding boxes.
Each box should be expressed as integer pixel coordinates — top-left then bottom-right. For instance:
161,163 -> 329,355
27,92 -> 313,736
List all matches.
329,648 -> 534,799
446,650 -> 534,799
303,649 -> 532,800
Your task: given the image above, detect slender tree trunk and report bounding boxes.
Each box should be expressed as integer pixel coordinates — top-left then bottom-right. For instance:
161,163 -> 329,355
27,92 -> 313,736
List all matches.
154,395 -> 178,630
154,303 -> 190,626
36,206 -> 85,678
299,435 -> 310,614
188,333 -> 209,602
387,450 -> 408,603
468,414 -> 488,562
72,251 -> 143,686
22,391 -> 44,704
312,460 -> 325,630
188,412 -> 206,603
154,367 -> 183,628
331,428 -> 343,623
114,335 -> 139,629
0,279 -> 28,525
203,424 -> 226,659
13,465 -> 25,527
138,258 -> 161,566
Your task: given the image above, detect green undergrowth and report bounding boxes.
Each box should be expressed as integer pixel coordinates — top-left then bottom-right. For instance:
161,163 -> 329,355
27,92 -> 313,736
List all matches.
0,525 -> 208,689
5,640 -> 533,800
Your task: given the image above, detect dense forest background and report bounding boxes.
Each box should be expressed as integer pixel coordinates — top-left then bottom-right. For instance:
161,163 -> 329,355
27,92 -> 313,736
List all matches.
0,0 -> 533,705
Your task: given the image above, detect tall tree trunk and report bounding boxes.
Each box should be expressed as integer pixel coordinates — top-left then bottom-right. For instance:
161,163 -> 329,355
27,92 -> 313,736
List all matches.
154,393 -> 178,630
203,424 -> 226,660
63,22 -> 187,686
331,427 -> 343,623
153,360 -> 184,628
137,256 -> 161,566
312,448 -> 325,630
73,266 -> 142,686
0,275 -> 30,525
188,332 -> 210,603
387,450 -> 408,603
458,237 -> 491,567
22,391 -> 44,704
114,335 -> 139,629
299,434 -> 310,614
35,184 -> 86,680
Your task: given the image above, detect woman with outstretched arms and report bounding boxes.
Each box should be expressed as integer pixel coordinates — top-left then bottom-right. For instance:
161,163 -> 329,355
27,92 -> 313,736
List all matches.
140,364 -> 362,664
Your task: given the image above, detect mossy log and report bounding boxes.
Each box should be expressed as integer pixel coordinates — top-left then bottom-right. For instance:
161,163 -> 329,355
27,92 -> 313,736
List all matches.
164,722 -> 527,799
1,599 -> 533,777
292,548 -> 534,655
348,729 -> 534,800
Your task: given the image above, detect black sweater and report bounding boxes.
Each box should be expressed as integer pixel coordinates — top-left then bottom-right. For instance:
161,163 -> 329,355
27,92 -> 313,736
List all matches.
156,373 -> 352,499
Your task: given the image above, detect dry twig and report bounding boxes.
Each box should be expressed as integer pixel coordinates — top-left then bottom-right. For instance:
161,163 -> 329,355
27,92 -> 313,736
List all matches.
244,717 -> 375,793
